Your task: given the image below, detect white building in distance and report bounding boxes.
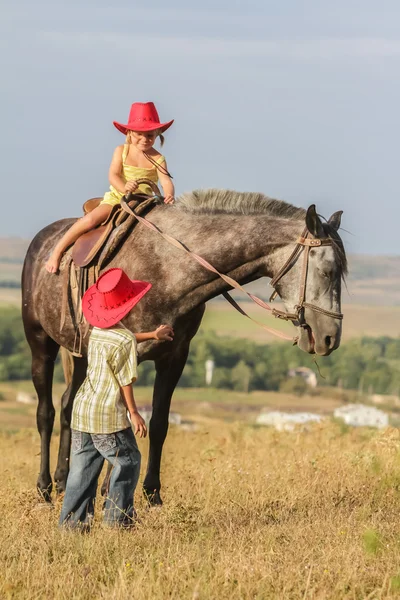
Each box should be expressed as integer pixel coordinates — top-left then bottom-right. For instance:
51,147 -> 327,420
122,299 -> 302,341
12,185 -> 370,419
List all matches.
256,411 -> 323,432
334,404 -> 389,429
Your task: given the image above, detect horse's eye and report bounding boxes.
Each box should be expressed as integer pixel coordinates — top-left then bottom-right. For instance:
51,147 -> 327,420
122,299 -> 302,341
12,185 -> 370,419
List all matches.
320,270 -> 330,279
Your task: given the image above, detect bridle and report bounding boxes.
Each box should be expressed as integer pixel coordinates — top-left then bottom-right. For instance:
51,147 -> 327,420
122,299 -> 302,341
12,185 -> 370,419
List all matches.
268,226 -> 343,326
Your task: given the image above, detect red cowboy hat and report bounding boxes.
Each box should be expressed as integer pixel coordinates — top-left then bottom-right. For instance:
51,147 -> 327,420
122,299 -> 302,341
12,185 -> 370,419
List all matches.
82,268 -> 152,328
113,102 -> 174,135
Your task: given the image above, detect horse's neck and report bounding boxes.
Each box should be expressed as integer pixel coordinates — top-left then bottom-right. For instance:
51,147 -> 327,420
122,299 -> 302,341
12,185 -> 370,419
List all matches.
185,212 -> 303,271
127,210 -> 305,311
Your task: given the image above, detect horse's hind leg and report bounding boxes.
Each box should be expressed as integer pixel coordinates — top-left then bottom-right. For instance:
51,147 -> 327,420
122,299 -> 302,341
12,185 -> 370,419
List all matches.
27,325 -> 60,501
54,354 -> 88,495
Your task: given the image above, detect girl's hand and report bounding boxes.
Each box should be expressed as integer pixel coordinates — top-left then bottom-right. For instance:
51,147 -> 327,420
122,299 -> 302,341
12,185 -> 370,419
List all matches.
130,411 -> 147,438
154,325 -> 174,341
163,195 -> 175,204
125,180 -> 139,193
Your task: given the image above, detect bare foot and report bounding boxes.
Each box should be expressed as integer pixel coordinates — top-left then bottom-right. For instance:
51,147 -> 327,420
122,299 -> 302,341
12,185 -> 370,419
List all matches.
45,254 -> 61,273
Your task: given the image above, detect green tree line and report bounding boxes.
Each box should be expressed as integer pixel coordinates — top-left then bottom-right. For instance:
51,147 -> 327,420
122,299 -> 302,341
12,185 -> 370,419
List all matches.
0,308 -> 399,395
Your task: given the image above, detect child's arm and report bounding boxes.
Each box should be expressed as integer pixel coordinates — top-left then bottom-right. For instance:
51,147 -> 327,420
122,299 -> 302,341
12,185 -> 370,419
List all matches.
108,146 -> 139,194
121,383 -> 147,438
158,160 -> 175,204
135,324 -> 174,343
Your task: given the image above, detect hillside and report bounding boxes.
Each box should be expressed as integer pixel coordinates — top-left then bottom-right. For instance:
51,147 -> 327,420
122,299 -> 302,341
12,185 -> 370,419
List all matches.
1,237 -> 399,306
0,237 -> 30,261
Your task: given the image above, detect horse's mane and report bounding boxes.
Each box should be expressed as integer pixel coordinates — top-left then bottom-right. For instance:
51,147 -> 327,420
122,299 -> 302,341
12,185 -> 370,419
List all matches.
322,223 -> 348,276
175,189 -> 306,220
175,188 -> 347,276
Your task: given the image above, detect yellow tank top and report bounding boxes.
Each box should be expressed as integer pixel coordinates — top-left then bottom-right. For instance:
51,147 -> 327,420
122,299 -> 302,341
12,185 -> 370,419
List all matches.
102,145 -> 165,207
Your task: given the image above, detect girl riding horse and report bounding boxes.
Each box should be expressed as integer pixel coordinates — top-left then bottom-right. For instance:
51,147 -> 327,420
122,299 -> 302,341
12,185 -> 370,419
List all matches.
46,102 -> 175,273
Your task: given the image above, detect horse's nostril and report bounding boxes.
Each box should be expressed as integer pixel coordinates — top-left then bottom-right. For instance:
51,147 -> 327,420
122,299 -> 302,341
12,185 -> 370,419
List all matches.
325,335 -> 332,349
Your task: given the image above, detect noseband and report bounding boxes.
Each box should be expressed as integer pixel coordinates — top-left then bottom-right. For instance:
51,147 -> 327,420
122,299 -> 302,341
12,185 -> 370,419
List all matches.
269,227 -> 343,326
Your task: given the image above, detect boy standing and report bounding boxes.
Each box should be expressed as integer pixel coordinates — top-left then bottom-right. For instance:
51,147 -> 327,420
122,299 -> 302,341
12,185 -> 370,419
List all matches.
59,268 -> 173,530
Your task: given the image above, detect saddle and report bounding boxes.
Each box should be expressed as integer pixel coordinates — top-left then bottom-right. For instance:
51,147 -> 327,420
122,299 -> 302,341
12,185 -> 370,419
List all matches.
60,178 -> 162,356
72,178 -> 162,268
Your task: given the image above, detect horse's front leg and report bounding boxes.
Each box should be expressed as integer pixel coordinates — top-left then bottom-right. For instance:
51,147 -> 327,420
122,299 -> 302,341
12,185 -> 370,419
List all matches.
54,354 -> 88,494
143,345 -> 190,505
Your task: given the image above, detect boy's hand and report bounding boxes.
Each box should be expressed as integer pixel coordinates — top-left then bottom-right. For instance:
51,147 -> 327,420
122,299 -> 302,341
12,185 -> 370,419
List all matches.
154,325 -> 174,341
125,180 -> 139,193
130,411 -> 147,438
163,195 -> 175,204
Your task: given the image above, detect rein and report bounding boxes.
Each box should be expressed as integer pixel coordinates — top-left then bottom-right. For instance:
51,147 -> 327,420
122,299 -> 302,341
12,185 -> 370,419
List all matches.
120,193 -> 343,342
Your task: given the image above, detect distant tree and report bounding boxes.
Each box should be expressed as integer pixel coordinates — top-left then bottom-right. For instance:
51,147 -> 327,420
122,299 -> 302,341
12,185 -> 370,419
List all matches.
212,367 -> 233,390
385,339 -> 400,360
231,360 -> 252,393
279,376 -> 308,396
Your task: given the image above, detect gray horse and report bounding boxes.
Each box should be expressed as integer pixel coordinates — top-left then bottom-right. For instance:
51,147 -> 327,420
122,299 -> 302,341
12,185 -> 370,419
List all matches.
22,189 -> 346,504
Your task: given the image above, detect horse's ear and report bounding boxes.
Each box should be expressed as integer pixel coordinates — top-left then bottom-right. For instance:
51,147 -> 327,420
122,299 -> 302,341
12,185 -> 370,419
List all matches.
328,210 -> 343,232
305,204 -> 324,238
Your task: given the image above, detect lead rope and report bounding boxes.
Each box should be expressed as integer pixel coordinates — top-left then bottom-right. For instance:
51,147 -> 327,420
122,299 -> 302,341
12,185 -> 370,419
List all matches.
143,151 -> 173,178
222,291 -> 298,344
120,197 -> 294,342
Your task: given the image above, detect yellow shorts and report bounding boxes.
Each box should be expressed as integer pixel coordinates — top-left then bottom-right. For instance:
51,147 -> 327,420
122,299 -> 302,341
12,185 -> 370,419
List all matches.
100,190 -> 122,207
100,182 -> 156,206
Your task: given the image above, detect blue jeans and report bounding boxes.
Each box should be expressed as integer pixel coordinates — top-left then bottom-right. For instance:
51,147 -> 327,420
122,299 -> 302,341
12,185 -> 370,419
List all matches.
59,427 -> 141,530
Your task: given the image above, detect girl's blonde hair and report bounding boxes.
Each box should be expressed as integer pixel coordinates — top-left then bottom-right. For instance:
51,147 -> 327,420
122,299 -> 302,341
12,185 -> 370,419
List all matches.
126,129 -> 165,147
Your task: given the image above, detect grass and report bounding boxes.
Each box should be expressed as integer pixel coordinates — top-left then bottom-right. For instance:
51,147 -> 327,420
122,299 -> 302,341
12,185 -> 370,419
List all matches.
2,416 -> 400,598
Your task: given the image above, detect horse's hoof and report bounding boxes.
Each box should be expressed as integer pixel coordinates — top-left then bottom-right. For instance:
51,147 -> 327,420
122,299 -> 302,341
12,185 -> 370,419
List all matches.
55,480 -> 67,496
37,484 -> 52,503
143,488 -> 163,507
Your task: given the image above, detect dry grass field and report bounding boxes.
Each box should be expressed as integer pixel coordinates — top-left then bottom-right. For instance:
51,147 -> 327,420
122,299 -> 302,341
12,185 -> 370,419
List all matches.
2,385 -> 400,598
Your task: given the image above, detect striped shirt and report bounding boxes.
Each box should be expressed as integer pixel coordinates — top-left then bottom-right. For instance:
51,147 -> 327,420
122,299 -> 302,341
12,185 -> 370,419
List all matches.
71,326 -> 138,434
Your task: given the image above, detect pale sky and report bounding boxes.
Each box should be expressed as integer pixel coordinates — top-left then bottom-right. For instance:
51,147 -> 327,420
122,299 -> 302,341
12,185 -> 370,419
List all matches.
1,0 -> 400,254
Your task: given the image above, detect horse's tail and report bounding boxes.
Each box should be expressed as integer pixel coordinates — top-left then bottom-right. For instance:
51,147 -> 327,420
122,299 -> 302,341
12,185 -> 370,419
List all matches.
60,347 -> 74,386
